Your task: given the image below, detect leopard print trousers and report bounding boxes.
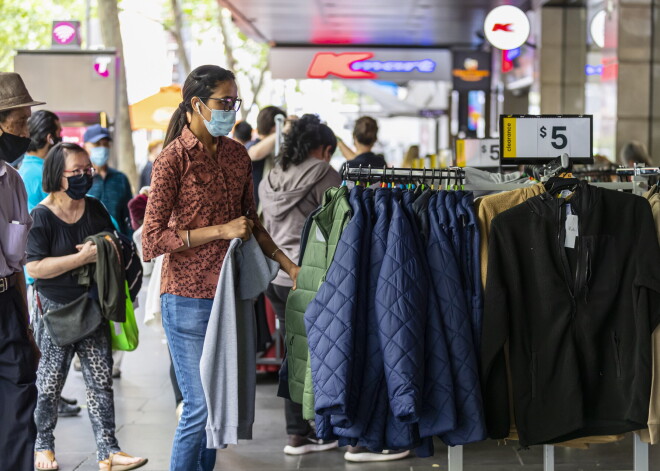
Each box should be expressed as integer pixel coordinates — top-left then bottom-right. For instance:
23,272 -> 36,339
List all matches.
32,291 -> 121,461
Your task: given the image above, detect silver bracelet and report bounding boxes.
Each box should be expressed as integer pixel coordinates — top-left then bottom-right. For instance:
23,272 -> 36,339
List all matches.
271,248 -> 281,259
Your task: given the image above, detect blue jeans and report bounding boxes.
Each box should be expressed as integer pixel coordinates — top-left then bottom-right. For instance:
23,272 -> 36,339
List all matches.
161,294 -> 216,471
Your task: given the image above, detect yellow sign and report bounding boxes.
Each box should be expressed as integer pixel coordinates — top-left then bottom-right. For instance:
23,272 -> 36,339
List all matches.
502,117 -> 516,158
456,139 -> 466,167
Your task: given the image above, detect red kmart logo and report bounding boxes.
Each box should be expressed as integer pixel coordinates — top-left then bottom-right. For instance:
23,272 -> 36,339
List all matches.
493,23 -> 513,32
307,52 -> 436,79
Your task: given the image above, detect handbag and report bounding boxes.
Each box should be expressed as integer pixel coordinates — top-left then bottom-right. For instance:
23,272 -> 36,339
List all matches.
109,282 -> 139,351
37,291 -> 104,347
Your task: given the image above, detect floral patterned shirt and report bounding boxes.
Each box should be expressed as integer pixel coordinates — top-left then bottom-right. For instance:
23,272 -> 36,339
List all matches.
142,126 -> 260,299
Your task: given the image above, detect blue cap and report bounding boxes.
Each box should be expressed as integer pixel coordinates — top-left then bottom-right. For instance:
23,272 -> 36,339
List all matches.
83,124 -> 111,144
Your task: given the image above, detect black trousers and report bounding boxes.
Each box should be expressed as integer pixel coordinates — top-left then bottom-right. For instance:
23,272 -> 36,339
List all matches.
265,283 -> 311,437
0,286 -> 38,471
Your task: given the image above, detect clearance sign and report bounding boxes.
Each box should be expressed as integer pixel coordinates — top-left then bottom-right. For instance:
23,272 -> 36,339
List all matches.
500,115 -> 593,164
270,47 -> 452,81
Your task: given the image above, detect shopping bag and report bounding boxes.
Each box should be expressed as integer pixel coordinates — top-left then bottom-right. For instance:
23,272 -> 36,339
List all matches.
109,282 -> 139,351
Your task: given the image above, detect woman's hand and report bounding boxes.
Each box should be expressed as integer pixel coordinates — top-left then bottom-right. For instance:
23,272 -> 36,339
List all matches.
219,216 -> 254,241
75,241 -> 97,264
288,265 -> 301,290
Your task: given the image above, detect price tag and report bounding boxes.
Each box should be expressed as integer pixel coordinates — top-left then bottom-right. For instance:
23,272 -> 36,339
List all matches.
565,214 -> 578,249
455,138 -> 500,167
500,114 -> 593,164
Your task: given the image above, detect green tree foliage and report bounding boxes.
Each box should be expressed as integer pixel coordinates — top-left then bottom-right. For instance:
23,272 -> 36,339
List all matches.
161,0 -> 270,118
0,0 -> 88,71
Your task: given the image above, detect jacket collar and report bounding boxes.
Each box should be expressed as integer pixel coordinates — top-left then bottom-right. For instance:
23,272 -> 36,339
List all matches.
533,180 -> 599,216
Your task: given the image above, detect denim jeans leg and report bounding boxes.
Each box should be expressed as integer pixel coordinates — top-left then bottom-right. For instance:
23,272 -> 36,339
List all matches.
161,294 -> 217,471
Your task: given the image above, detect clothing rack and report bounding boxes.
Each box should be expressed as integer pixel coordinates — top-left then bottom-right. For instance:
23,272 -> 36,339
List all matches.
343,166 -> 650,471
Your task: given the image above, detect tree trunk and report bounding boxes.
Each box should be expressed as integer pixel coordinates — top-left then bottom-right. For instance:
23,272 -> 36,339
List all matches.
170,0 -> 190,77
97,0 -> 138,191
217,7 -> 247,118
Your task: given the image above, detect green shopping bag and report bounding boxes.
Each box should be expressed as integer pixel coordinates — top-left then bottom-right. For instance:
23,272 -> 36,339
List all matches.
109,282 -> 139,351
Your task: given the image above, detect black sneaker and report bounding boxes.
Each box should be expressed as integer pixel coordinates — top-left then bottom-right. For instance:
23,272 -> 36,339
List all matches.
283,434 -> 338,455
58,399 -> 81,417
60,396 -> 78,406
344,446 -> 411,462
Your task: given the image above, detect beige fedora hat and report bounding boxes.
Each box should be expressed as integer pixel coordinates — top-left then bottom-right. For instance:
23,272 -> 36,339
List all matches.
0,72 -> 45,112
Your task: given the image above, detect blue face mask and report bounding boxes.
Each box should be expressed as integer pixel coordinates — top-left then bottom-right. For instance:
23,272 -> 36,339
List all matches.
90,146 -> 110,167
197,100 -> 236,137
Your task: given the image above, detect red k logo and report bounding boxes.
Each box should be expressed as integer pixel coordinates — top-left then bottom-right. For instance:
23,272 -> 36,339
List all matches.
307,52 -> 377,79
493,23 -> 513,32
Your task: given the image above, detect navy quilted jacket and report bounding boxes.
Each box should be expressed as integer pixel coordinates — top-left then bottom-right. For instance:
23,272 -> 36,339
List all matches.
375,191 -> 426,423
401,190 -> 457,438
317,188 -> 386,443
429,192 -> 487,446
305,186 -> 368,426
458,192 -> 483,353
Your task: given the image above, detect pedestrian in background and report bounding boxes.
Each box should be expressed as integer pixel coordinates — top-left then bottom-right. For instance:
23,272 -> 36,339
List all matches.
0,71 -> 43,471
338,116 -> 386,176
247,105 -> 286,208
259,113 -> 341,455
19,109 -> 82,418
232,120 -> 253,146
84,124 -> 133,236
20,110 -> 61,212
27,142 -> 147,471
139,139 -> 162,189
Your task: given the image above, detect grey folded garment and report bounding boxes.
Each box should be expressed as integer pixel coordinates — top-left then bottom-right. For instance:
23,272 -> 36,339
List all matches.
463,167 -> 533,197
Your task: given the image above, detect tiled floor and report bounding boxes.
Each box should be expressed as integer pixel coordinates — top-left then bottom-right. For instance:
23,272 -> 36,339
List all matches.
50,279 -> 660,470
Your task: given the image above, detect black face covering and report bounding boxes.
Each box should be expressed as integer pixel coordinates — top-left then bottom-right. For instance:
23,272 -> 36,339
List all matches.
64,173 -> 94,200
0,129 -> 31,164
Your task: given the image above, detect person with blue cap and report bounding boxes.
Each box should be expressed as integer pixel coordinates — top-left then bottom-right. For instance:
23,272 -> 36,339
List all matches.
84,124 -> 133,236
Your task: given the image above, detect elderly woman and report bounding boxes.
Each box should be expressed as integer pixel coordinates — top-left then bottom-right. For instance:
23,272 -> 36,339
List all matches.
26,142 -> 146,471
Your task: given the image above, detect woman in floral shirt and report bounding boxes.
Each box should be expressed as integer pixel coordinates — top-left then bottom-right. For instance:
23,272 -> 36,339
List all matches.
142,65 -> 299,471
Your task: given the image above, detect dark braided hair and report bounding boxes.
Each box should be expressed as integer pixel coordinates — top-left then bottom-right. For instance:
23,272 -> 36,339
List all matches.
278,114 -> 336,171
164,65 -> 235,147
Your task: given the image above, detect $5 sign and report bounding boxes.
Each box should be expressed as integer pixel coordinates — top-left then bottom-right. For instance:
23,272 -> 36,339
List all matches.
539,125 -> 568,150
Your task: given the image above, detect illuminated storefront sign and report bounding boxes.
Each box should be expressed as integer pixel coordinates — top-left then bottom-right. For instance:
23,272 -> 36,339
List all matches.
484,6 -> 530,50
307,52 -> 436,79
452,51 -> 491,92
270,47 -> 451,81
52,21 -> 81,47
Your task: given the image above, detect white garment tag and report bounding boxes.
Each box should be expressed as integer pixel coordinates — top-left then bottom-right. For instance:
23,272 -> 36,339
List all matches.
565,214 -> 578,249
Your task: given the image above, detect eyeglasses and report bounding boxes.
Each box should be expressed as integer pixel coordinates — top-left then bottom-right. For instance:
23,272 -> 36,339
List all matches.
63,167 -> 96,178
201,97 -> 242,112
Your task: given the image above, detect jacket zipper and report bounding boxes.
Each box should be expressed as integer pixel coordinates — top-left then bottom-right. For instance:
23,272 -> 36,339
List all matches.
557,204 -> 576,303
611,332 -> 622,378
571,204 -> 583,301
531,352 -> 537,399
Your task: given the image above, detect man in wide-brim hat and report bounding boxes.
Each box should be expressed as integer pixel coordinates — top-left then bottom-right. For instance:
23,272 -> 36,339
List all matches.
0,71 -> 45,471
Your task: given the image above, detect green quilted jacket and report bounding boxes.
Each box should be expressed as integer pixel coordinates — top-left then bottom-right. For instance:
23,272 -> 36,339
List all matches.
285,186 -> 351,419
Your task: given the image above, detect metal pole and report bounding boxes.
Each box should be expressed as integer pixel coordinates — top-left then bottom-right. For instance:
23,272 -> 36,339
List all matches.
543,445 -> 555,471
447,445 -> 463,471
85,0 -> 91,48
274,114 -> 285,157
634,434 -> 649,471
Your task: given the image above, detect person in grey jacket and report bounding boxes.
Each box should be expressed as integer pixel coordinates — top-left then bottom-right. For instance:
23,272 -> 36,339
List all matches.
259,114 -> 341,455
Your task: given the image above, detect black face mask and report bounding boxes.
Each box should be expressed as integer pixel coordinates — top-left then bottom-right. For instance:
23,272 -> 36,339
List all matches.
0,129 -> 31,164
64,173 -> 94,200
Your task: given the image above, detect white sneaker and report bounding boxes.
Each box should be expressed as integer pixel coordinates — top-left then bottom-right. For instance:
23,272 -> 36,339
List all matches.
283,434 -> 338,455
344,446 -> 411,462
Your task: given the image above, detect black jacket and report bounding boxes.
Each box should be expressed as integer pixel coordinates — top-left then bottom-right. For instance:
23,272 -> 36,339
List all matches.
482,181 -> 660,446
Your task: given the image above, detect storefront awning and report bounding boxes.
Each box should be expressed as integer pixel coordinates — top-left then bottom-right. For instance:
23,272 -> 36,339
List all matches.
129,85 -> 182,131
